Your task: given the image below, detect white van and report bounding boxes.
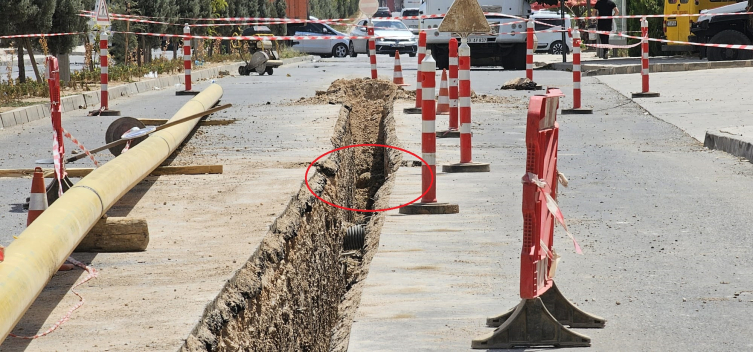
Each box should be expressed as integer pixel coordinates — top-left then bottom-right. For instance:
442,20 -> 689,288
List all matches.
531,11 -> 572,54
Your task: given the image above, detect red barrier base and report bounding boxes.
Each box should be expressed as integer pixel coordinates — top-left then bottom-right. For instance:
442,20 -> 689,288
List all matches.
442,162 -> 490,173
89,109 -> 121,116
175,90 -> 200,96
403,107 -> 422,114
631,92 -> 660,98
561,107 -> 593,115
471,297 -> 591,349
436,130 -> 460,138
486,282 -> 606,329
398,202 -> 459,215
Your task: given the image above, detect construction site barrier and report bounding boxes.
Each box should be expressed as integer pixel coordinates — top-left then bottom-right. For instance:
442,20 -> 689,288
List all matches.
562,28 -> 593,115
526,20 -> 534,81
0,84 -> 224,341
472,89 -> 604,349
631,18 -> 660,98
392,51 -> 408,86
368,24 -> 377,79
404,31 -> 426,115
449,38 -> 459,132
176,24 -> 200,96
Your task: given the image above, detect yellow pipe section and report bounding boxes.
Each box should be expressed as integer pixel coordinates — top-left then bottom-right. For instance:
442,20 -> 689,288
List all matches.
0,84 -> 223,339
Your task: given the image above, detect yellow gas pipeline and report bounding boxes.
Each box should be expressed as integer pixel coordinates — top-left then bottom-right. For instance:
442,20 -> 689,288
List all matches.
0,84 -> 224,339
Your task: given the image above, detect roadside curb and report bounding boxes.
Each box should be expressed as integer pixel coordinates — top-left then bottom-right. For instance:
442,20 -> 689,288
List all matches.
550,58 -> 753,76
0,55 -> 314,130
704,127 -> 753,162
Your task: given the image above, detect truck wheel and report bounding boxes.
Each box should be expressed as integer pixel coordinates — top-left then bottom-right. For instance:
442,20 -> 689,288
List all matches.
265,67 -> 274,75
432,46 -> 450,70
707,30 -> 752,61
349,41 -> 358,58
502,44 -> 527,70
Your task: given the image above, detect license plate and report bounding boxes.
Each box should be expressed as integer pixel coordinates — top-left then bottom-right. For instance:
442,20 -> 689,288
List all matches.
667,20 -> 677,27
391,43 -> 403,47
409,25 -> 417,28
467,37 -> 486,43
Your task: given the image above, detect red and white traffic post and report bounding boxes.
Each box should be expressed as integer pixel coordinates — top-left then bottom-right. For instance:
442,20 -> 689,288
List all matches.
471,89 -> 604,349
176,23 -> 199,96
442,39 -> 489,173
632,18 -> 660,98
562,27 -> 593,114
437,38 -> 459,138
399,51 -> 459,215
91,31 -> 120,116
526,19 -> 534,81
368,22 -> 377,79
404,31 -> 426,114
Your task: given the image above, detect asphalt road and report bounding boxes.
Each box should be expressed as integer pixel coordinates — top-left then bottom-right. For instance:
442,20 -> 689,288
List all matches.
1,54 -> 752,350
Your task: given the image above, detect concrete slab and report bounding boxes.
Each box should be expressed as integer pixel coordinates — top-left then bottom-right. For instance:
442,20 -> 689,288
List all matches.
704,126 -> 753,161
13,109 -> 28,125
26,105 -> 40,122
0,112 -> 16,128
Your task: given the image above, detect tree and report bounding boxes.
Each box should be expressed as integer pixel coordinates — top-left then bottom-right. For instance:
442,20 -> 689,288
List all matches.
48,0 -> 90,81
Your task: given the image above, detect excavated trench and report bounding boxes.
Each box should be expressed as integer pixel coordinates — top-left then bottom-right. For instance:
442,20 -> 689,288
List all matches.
180,79 -> 401,352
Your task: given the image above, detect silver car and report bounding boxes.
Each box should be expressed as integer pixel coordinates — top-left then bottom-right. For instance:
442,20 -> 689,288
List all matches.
349,19 -> 417,57
290,22 -> 350,58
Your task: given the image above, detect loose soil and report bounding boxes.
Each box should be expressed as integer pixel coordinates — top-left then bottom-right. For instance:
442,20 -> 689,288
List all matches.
180,78 -> 401,352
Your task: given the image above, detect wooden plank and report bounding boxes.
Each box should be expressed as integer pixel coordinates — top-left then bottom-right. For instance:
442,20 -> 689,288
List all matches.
138,119 -> 236,126
0,165 -> 223,178
76,217 -> 149,252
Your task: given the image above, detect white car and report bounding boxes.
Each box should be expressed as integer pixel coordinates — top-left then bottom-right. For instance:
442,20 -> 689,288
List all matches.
400,8 -> 420,34
531,11 -> 573,55
289,22 -> 350,58
349,19 -> 417,57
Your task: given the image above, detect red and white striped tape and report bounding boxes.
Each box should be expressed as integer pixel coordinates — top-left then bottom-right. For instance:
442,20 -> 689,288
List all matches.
584,28 -> 753,51
0,32 -> 82,39
573,11 -> 753,20
522,172 -> 582,255
9,257 -> 98,339
62,129 -> 99,167
112,31 -> 381,41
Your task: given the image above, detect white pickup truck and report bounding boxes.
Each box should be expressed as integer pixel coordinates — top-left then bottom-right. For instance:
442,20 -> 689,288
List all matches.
420,0 -> 532,69
401,8 -> 421,34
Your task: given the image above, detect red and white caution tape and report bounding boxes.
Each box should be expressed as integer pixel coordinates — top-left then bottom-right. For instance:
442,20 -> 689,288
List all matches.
8,257 -> 98,339
112,31 -> 381,41
62,129 -> 99,167
522,172 -> 583,255
573,11 -> 753,20
79,12 -> 172,25
584,28 -> 753,51
0,32 -> 82,39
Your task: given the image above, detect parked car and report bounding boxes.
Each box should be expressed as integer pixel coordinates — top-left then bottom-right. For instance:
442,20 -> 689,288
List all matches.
531,11 -> 572,55
374,7 -> 392,18
349,19 -> 417,57
288,21 -> 350,58
400,8 -> 420,34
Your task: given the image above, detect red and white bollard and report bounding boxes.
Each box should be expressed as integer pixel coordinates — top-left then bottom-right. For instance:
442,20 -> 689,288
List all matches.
92,31 -> 119,116
368,23 -> 377,79
526,20 -> 534,81
442,39 -> 490,173
437,37 -> 459,137
405,31 -> 426,114
632,18 -> 660,98
399,50 -> 459,215
177,24 -> 199,96
562,27 -> 593,114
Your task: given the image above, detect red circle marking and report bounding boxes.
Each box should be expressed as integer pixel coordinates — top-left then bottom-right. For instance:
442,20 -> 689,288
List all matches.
304,144 -> 434,212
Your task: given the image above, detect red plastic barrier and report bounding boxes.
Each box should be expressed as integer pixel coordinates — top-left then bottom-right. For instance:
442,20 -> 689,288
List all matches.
520,88 -> 563,300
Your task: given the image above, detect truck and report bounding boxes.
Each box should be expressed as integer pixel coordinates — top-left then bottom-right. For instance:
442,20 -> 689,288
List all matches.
419,0 -> 532,69
689,1 -> 753,61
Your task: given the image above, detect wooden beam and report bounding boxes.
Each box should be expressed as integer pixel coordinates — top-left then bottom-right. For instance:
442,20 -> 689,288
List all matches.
0,165 -> 223,178
76,217 -> 149,252
138,119 -> 236,126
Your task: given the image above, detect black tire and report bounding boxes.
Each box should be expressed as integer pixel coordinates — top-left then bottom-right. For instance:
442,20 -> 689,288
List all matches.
409,52 -> 416,57
501,43 -> 527,70
349,41 -> 358,58
431,45 -> 450,70
332,43 -> 348,58
265,66 -> 274,75
548,40 -> 569,55
707,30 -> 752,61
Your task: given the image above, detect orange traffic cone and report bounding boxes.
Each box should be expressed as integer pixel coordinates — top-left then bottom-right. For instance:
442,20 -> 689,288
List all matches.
393,51 -> 409,86
27,167 -> 48,226
436,69 -> 450,115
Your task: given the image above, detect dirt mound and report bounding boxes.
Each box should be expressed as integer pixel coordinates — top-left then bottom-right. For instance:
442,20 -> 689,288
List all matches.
294,78 -> 398,105
500,77 -> 539,90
